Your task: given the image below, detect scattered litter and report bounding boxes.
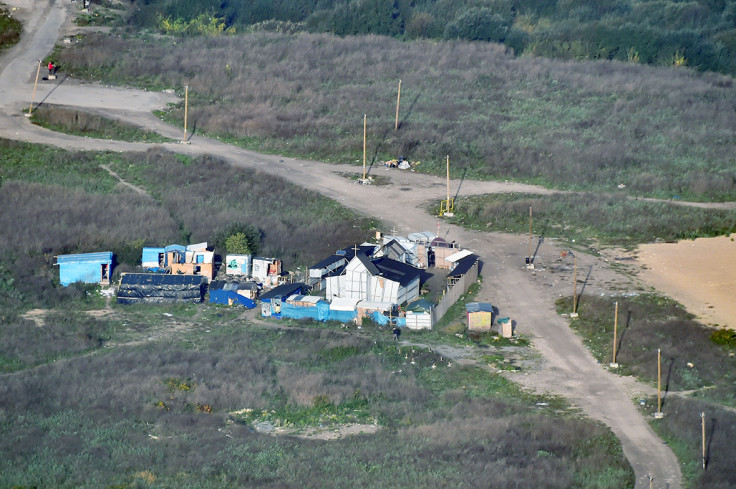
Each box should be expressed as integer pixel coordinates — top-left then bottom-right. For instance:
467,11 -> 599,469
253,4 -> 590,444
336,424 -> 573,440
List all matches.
163,313 -> 173,317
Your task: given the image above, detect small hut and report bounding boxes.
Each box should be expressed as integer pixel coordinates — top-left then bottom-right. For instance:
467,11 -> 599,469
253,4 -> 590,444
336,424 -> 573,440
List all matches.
466,302 -> 493,332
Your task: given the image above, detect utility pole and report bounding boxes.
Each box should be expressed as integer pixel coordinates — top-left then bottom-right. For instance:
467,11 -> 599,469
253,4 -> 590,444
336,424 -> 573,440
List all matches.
26,60 -> 42,117
610,301 -> 619,368
701,411 -> 706,470
181,85 -> 190,144
571,254 -> 578,318
395,79 -> 401,131
526,206 -> 534,269
655,348 -> 664,418
363,114 -> 367,181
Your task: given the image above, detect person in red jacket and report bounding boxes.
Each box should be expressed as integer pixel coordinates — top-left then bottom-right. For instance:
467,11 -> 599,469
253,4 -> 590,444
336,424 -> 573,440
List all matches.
47,61 -> 54,76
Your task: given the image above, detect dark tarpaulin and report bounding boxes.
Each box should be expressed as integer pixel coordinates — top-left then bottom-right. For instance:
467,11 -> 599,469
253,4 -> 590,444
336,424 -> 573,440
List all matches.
117,273 -> 204,304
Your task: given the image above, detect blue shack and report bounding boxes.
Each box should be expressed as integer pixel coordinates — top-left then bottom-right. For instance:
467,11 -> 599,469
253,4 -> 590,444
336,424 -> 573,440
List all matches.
209,281 -> 257,308
55,252 -> 113,287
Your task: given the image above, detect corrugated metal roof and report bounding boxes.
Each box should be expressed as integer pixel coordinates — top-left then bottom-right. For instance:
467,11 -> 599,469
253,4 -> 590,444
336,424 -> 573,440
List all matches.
408,231 -> 436,243
466,302 -> 493,313
446,249 -> 474,263
56,252 -> 113,264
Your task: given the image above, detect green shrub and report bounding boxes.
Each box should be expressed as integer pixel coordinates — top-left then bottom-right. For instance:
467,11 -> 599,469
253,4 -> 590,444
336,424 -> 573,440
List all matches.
711,328 -> 736,348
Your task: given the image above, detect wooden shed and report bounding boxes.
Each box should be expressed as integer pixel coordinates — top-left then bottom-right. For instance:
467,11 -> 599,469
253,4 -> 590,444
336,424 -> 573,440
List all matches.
466,302 -> 493,332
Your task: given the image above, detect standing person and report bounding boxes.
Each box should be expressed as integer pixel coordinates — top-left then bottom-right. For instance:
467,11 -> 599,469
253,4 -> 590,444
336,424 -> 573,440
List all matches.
47,61 -> 54,76
392,326 -> 401,341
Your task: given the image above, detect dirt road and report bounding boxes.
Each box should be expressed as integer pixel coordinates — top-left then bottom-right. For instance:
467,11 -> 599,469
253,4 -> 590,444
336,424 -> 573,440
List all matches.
0,2 -> 683,487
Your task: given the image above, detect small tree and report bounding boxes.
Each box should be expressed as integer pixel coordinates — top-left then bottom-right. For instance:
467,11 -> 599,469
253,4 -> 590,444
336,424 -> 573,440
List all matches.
225,232 -> 253,255
215,223 -> 261,256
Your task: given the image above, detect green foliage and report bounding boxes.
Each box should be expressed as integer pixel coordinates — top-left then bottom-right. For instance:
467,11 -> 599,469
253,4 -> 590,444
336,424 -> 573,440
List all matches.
444,193 -> 736,247
558,294 -> 736,405
156,13 -> 234,36
29,106 -> 174,143
710,327 -> 736,348
444,7 -> 511,43
163,377 -> 195,391
0,6 -> 22,52
215,223 -> 261,256
57,33 -> 736,202
224,232 -> 253,255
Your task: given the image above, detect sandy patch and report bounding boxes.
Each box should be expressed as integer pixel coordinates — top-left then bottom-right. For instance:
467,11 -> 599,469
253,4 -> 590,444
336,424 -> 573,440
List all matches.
273,423 -> 381,440
21,308 -> 47,326
636,234 -> 736,329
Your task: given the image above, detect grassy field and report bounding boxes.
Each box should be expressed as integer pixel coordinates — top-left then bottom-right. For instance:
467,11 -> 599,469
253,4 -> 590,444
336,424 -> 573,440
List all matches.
29,105 -> 175,143
0,307 -> 634,489
0,5 -> 22,52
54,31 -> 736,201
439,193 -> 736,247
0,136 -> 636,487
556,293 -> 736,488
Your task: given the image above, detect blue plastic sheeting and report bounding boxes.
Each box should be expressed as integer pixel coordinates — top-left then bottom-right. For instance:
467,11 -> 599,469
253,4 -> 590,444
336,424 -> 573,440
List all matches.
281,301 -> 330,321
145,267 -> 167,274
141,247 -> 165,265
209,290 -> 256,308
327,309 -> 357,323
369,311 -> 406,327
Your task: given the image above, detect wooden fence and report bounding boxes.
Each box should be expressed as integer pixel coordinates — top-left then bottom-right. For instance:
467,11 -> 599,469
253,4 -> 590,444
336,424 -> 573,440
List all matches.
432,259 -> 479,327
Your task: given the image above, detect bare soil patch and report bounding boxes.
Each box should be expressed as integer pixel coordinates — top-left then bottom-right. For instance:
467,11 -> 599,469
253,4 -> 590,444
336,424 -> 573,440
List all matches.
637,234 -> 736,329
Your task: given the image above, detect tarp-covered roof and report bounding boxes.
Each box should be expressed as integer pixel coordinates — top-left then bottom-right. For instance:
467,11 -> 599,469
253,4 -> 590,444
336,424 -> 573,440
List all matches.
466,302 -> 493,313
260,283 -> 305,300
310,254 -> 346,270
287,295 -> 322,304
120,273 -> 204,286
408,231 -> 436,243
449,254 -> 479,277
406,298 -> 434,312
354,253 -> 381,276
56,252 -> 112,264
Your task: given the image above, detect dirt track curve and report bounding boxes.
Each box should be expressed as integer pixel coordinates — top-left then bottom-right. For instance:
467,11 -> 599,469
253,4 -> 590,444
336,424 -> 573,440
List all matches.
0,2 -> 684,487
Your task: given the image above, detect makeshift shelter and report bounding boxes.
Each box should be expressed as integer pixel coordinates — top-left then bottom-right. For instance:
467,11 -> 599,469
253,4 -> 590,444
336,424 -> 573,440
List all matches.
308,245 -> 376,289
431,237 -> 460,269
225,254 -> 252,276
208,281 -> 256,308
466,302 -> 494,332
55,252 -> 113,287
405,298 -> 434,330
447,253 -> 480,285
328,297 -> 359,323
117,273 -> 204,304
260,283 -> 305,317
252,257 -> 282,287
356,300 -> 394,326
281,295 -> 330,321
141,247 -> 166,268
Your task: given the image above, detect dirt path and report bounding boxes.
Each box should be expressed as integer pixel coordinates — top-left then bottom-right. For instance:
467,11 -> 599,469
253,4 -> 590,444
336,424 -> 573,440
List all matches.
0,3 -> 691,488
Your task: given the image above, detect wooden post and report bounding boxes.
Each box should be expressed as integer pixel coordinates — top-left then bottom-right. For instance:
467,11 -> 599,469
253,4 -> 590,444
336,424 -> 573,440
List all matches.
363,114 -> 367,180
27,60 -> 42,117
446,155 -> 450,203
395,79 -> 401,131
701,411 -> 706,470
183,85 -> 189,143
655,348 -> 663,418
648,475 -> 653,489
527,206 -> 533,268
571,255 -> 578,317
611,301 -> 619,367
